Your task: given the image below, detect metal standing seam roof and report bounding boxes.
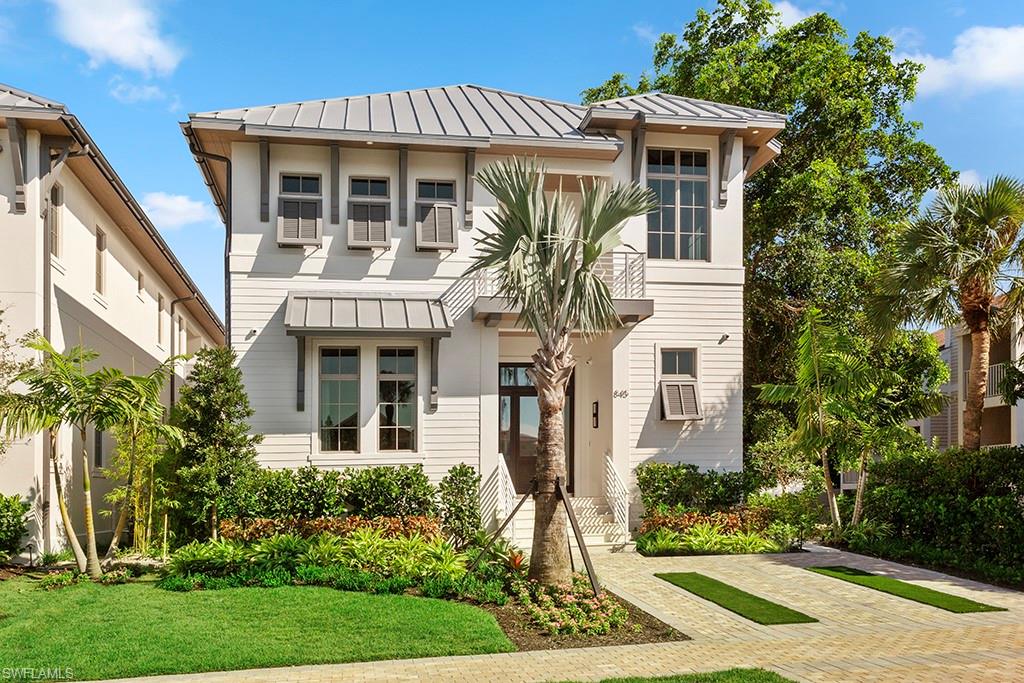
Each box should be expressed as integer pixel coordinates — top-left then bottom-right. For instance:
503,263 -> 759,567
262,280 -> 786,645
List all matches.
0,84 -> 64,111
592,92 -> 787,125
191,84 -> 617,144
284,292 -> 454,337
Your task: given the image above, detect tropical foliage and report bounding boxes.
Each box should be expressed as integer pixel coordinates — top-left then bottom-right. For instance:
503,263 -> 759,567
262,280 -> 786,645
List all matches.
0,493 -> 28,559
872,177 -> 1024,449
467,156 -> 654,585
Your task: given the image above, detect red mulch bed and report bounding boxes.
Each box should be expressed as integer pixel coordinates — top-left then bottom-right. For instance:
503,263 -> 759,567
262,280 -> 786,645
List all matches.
482,591 -> 688,651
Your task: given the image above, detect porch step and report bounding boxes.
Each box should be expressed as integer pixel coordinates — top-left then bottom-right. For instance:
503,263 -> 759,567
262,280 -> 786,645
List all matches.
494,496 -> 628,549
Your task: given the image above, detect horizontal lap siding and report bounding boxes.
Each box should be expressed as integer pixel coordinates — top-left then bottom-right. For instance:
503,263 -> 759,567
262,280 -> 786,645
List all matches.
628,282 -> 743,476
231,274 -> 482,480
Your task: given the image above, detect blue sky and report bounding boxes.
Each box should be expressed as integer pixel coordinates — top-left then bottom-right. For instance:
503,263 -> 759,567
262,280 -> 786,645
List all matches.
3,0 -> 1023,317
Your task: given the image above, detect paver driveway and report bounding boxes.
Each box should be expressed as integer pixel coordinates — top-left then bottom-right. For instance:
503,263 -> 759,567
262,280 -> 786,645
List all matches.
104,546 -> 1024,683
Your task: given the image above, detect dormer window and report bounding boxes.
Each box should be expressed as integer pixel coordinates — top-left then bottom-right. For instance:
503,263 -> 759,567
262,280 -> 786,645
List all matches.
415,180 -> 457,251
348,177 -> 391,249
646,149 -> 709,261
277,173 -> 323,247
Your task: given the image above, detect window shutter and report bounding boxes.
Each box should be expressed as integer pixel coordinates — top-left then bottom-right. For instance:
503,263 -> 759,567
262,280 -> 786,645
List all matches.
435,205 -> 454,244
348,201 -> 390,248
368,204 -> 388,243
415,203 -> 457,250
278,198 -> 322,246
420,205 -> 437,244
660,380 -> 703,421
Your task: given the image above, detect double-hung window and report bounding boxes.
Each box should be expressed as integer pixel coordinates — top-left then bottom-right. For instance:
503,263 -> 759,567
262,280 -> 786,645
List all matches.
348,177 -> 391,248
646,149 -> 709,261
415,180 -> 457,250
378,348 -> 416,451
278,173 -> 323,246
320,348 -> 359,452
659,347 -> 703,421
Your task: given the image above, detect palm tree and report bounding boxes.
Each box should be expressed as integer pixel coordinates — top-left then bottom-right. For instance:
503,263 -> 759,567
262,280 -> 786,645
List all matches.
104,362 -> 183,560
468,157 -> 654,585
0,335 -> 136,578
871,176 -> 1024,450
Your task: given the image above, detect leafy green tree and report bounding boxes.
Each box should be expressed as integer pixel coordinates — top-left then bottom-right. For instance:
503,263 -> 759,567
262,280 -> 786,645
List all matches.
467,157 -> 654,585
0,309 -> 31,457
583,0 -> 952,438
872,177 -> 1024,450
172,346 -> 262,540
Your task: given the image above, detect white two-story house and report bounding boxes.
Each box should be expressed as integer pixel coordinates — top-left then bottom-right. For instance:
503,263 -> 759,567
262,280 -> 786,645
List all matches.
0,84 -> 224,554
182,85 -> 784,543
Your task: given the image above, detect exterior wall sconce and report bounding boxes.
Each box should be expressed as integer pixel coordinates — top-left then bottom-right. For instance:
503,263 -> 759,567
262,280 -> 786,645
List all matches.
592,401 -> 599,428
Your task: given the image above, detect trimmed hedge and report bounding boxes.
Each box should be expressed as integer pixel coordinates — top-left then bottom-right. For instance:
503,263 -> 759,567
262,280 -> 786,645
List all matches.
635,462 -> 745,511
863,446 -> 1024,569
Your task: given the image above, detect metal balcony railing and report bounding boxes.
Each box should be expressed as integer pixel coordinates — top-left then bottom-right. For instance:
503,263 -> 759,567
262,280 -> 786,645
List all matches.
962,362 -> 1008,399
472,249 -> 647,300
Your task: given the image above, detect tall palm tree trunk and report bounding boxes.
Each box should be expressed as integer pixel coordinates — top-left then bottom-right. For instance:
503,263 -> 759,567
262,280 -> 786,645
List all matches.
78,425 -> 102,579
527,343 -> 574,585
819,449 -> 842,533
49,429 -> 86,571
963,319 -> 990,451
851,448 -> 870,526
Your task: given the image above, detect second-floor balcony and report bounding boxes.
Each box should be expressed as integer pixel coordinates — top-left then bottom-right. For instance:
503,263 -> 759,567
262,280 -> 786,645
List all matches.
467,249 -> 653,326
963,362 -> 1008,400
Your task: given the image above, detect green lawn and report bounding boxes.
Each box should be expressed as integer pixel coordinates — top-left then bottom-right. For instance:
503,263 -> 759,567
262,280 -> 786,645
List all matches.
0,575 -> 513,680
569,669 -> 792,682
807,566 -> 1006,613
655,573 -> 817,625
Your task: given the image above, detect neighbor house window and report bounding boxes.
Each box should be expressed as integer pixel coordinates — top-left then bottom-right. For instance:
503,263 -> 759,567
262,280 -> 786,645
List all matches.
320,348 -> 359,452
277,173 -> 323,246
415,180 -> 457,250
378,348 -> 416,451
659,347 -> 703,421
157,294 -> 164,345
646,149 -> 709,261
348,177 -> 390,248
49,184 -> 63,258
94,228 -> 106,294
93,429 -> 104,469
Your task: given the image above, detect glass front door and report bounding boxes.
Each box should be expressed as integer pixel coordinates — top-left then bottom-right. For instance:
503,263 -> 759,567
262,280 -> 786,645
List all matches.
498,364 -> 573,494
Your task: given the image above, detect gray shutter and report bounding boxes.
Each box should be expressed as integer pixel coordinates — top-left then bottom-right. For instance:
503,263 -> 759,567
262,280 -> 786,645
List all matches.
419,204 -> 437,243
368,204 -> 388,243
352,203 -> 370,242
298,199 -> 320,240
281,199 -> 299,239
435,205 -> 454,244
660,381 -> 703,420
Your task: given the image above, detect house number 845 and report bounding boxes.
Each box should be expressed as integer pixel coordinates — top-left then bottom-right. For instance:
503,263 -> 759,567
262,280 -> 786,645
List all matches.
613,390 -> 629,398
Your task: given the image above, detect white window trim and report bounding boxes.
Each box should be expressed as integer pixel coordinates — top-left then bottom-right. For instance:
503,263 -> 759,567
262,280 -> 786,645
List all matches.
645,147 -> 712,262
655,343 -> 704,421
277,171 -> 324,247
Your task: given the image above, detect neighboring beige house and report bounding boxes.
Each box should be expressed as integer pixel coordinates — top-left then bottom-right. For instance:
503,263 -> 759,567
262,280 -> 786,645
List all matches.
915,323 -> 1022,450
183,85 -> 784,544
0,84 -> 223,555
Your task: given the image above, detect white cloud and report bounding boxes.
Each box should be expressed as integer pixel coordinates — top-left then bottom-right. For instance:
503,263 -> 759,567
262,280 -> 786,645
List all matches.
958,169 -> 983,188
142,192 -> 216,231
632,22 -> 658,44
901,25 -> 1024,95
775,1 -> 811,27
48,0 -> 182,76
109,76 -> 166,104
887,26 -> 924,51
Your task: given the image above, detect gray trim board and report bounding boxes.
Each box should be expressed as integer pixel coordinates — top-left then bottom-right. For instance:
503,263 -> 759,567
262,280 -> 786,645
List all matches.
398,145 -> 408,227
330,144 -> 340,224
6,117 -> 26,213
631,123 -> 646,183
719,130 -> 736,208
296,336 -> 306,412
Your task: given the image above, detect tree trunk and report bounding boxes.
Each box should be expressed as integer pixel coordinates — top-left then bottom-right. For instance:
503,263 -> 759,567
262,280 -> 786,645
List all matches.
104,430 -> 138,560
144,462 -> 155,554
851,448 -> 870,526
210,503 -> 219,541
49,429 -> 86,572
819,449 -> 842,535
963,323 -> 990,451
527,340 -> 574,586
79,425 -> 102,579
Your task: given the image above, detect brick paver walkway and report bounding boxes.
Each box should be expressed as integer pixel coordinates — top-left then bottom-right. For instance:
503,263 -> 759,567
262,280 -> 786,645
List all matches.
104,546 -> 1024,682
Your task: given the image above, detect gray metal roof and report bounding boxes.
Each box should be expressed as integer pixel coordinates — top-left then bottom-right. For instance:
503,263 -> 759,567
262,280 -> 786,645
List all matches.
191,84 -> 615,144
593,92 -> 786,125
0,82 -> 65,112
284,292 -> 454,337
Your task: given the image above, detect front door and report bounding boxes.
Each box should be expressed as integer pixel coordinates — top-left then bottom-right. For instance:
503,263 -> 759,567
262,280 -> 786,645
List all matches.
498,363 -> 574,494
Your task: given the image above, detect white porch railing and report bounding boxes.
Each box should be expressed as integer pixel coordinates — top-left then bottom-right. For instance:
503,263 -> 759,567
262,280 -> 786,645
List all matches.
962,362 -> 1008,399
495,455 -> 517,535
604,454 -> 630,539
472,249 -> 647,300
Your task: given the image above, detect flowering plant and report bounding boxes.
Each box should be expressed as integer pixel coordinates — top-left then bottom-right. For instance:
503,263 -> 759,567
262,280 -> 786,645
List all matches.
513,574 -> 629,635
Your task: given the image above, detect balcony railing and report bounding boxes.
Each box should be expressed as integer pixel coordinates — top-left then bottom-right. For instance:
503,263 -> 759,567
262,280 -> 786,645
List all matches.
963,362 -> 1008,399
473,249 -> 647,300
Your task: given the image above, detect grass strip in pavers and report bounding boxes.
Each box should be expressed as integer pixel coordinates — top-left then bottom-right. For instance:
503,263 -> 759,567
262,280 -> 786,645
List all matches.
807,565 -> 1006,613
655,572 -> 817,625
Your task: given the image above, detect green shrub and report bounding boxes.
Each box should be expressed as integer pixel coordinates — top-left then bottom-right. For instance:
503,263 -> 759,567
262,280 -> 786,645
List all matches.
679,522 -> 725,554
299,534 -> 346,567
720,530 -> 777,554
635,462 -> 745,511
0,494 -> 29,556
635,528 -> 684,556
513,575 -> 629,635
463,532 -> 527,587
344,464 -> 437,517
438,464 -> 482,549
40,549 -> 74,566
38,570 -> 79,590
99,568 -> 133,585
223,466 -> 347,520
250,534 -> 309,572
167,539 -> 250,577
746,489 -> 823,544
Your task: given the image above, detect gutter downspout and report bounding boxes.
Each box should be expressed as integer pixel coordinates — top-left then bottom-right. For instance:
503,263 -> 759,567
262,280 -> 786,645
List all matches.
187,144 -> 232,348
169,294 -> 196,406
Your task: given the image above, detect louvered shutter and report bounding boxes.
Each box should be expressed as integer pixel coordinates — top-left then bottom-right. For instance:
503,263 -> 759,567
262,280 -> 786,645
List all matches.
660,381 -> 703,420
351,203 -> 369,242
368,204 -> 388,243
281,200 -> 299,239
278,197 -> 322,246
419,204 -> 437,243
435,205 -> 454,244
348,201 -> 390,248
415,203 -> 457,250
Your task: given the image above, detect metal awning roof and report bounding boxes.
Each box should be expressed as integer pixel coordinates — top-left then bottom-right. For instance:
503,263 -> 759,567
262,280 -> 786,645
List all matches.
284,292 -> 454,337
